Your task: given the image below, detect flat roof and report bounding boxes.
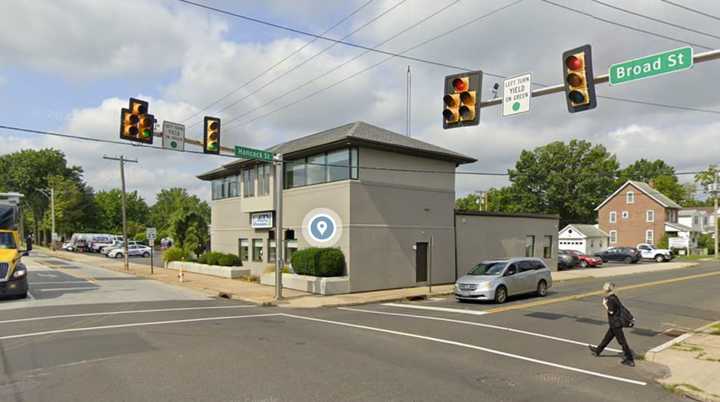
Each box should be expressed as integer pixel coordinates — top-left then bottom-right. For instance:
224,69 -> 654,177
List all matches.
198,121 -> 476,180
455,210 -> 560,220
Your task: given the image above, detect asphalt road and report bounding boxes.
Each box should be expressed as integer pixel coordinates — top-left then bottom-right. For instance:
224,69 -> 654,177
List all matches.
1,255 -> 718,401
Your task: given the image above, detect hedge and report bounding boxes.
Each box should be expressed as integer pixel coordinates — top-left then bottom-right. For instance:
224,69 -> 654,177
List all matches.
198,251 -> 241,266
163,246 -> 192,263
291,248 -> 345,277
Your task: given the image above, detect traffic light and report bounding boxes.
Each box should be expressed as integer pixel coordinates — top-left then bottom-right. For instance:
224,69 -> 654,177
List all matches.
443,71 -> 482,129
562,45 -> 597,113
203,116 -> 220,154
120,98 -> 154,144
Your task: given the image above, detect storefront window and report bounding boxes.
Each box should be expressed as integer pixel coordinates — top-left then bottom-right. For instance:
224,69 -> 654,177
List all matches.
543,235 -> 552,258
239,239 -> 249,262
269,240 -> 276,263
525,235 -> 535,257
285,159 -> 306,188
284,147 -> 358,189
252,239 -> 263,262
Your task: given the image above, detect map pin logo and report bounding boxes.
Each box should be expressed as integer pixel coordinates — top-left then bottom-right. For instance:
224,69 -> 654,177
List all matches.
317,221 -> 328,236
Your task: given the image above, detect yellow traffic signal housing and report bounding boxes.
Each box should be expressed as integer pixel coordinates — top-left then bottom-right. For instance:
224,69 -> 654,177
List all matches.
443,71 -> 482,129
120,98 -> 154,144
562,45 -> 597,113
204,116 -> 221,154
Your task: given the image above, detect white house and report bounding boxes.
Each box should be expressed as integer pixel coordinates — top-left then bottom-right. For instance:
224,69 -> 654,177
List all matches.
665,222 -> 698,249
679,208 -> 716,235
559,224 -> 610,255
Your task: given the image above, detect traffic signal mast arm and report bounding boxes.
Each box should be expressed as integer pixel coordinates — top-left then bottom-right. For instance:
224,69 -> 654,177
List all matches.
478,48 -> 720,109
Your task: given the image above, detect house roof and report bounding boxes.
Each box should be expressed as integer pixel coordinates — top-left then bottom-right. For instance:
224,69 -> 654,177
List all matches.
197,121 -> 477,180
665,222 -> 693,232
594,180 -> 682,211
680,207 -> 715,216
560,224 -> 609,238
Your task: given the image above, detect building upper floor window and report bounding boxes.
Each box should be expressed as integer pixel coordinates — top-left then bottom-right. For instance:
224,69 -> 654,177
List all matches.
211,175 -> 239,200
243,168 -> 255,197
284,147 -> 358,190
626,191 -> 635,204
609,211 -> 617,223
622,211 -> 629,220
257,164 -> 271,196
647,210 -> 655,223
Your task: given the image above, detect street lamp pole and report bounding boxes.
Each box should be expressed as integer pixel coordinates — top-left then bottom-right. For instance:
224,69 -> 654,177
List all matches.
274,153 -> 284,301
103,155 -> 138,271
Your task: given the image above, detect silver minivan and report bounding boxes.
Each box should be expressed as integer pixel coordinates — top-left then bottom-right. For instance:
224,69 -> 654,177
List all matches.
454,258 -> 552,304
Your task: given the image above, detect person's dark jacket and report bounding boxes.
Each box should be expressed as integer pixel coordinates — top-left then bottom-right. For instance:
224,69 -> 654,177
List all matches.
605,294 -> 624,328
26,236 -> 33,251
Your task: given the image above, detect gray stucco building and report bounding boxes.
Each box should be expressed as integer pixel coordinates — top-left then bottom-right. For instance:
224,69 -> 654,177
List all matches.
198,121 -> 558,293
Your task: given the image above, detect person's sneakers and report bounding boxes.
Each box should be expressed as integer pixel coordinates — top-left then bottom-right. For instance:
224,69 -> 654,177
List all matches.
588,345 -> 600,357
621,359 -> 635,367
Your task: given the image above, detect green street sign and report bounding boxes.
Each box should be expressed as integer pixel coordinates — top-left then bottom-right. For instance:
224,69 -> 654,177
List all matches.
235,146 -> 274,162
609,46 -> 693,86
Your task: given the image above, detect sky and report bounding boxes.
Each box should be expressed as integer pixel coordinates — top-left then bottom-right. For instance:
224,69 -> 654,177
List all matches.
1,0 -> 719,204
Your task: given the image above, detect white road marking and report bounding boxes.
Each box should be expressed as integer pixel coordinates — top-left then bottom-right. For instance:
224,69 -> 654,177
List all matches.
36,287 -> 96,292
30,281 -> 89,285
0,305 -> 258,324
382,303 -> 489,316
0,313 -> 280,340
339,307 -> 622,353
280,313 -> 646,386
36,273 -> 58,278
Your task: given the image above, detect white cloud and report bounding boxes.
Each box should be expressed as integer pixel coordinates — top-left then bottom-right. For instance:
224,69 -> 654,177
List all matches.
0,0 -> 226,79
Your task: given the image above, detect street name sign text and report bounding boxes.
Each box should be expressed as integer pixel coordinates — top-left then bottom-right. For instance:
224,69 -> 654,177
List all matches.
609,47 -> 693,86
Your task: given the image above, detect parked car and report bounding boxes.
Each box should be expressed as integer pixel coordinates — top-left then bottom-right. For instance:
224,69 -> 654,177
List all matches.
636,243 -> 673,262
455,258 -> 552,304
90,236 -> 121,253
101,240 -> 137,255
564,249 -> 603,268
595,247 -> 641,264
107,244 -> 151,259
557,249 -> 580,270
62,242 -> 75,251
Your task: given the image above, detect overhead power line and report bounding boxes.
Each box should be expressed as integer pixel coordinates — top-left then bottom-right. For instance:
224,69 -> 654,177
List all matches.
661,0 -> 720,22
220,0 -> 471,128
180,0 -> 377,124
539,0 -> 713,50
177,0 -> 517,76
0,124 -> 508,176
187,0 -> 410,129
590,0 -> 720,41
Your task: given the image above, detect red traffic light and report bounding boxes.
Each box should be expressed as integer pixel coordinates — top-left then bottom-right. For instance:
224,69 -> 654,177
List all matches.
565,55 -> 582,71
452,78 -> 467,92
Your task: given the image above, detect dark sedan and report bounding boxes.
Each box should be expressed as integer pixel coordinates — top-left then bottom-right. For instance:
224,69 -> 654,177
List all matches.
558,249 -> 580,270
594,247 -> 641,264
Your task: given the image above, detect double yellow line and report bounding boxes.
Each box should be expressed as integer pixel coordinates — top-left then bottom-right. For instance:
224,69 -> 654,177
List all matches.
485,270 -> 720,315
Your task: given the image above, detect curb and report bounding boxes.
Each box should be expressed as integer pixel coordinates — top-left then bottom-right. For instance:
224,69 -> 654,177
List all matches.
645,321 -> 720,362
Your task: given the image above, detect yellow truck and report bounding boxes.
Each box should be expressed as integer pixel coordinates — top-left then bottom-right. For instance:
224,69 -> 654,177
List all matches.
0,192 -> 28,299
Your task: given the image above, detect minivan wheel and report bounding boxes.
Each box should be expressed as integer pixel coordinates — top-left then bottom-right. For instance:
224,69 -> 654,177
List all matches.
579,260 -> 588,268
494,286 -> 508,304
655,255 -> 665,263
623,256 -> 632,264
537,280 -> 548,297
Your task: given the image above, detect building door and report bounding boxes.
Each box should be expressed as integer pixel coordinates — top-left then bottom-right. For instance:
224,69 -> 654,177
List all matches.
415,242 -> 428,282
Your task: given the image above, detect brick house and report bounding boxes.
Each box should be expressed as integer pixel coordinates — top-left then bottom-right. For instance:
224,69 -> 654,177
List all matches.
596,180 -> 681,247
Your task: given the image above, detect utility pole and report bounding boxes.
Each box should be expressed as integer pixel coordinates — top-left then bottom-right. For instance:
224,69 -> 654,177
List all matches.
406,65 -> 412,137
38,188 -> 57,250
103,155 -> 138,271
715,172 -> 718,260
273,154 -> 284,301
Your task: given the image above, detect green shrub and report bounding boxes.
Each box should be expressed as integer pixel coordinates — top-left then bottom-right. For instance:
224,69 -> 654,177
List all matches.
217,253 -> 241,266
317,248 -> 345,277
290,247 -> 344,277
163,246 -> 191,263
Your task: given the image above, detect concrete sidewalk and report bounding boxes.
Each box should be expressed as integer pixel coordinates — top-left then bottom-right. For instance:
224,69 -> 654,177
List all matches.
33,247 -> 697,308
646,321 -> 720,402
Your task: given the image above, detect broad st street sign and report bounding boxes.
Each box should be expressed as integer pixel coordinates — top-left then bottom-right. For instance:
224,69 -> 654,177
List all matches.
609,47 -> 693,86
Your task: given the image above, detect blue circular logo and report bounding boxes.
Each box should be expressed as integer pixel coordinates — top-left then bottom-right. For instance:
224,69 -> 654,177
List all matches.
309,214 -> 336,242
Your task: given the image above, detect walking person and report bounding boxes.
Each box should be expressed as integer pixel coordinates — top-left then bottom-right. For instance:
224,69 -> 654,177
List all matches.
589,282 -> 635,367
25,233 -> 33,252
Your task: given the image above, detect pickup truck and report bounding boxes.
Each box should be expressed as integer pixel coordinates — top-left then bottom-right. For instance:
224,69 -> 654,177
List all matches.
636,243 -> 673,262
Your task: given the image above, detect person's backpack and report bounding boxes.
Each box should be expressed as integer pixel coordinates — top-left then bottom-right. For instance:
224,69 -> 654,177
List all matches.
619,303 -> 635,328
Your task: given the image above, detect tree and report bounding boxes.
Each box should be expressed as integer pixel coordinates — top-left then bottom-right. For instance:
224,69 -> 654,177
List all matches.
0,149 -> 83,244
617,159 -> 675,185
150,188 -> 210,236
455,194 -> 482,211
170,210 -> 208,257
44,175 -> 99,239
504,140 -> 619,227
94,189 -> 149,234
